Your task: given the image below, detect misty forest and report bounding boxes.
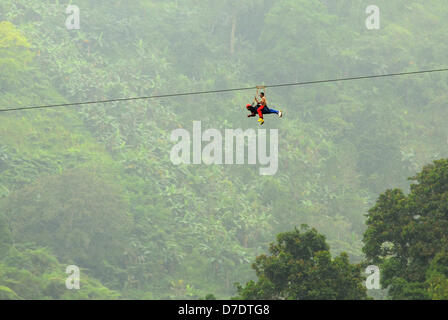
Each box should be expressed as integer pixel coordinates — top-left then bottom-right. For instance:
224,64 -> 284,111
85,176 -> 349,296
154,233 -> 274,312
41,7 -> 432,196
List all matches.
1,0 -> 448,300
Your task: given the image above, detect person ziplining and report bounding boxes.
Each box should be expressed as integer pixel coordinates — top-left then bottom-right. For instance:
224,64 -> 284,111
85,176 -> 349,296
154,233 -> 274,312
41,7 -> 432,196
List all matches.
246,86 -> 282,125
2,68 -> 447,113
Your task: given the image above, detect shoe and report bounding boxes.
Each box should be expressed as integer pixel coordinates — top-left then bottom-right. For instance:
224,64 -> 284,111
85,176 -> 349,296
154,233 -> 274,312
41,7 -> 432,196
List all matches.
279,110 -> 283,118
258,118 -> 264,125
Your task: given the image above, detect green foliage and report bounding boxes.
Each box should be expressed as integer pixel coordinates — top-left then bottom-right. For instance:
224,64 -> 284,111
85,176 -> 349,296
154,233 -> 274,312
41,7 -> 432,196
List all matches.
1,0 -> 448,299
0,21 -> 33,87
202,294 -> 217,300
363,159 -> 448,299
235,226 -> 368,300
427,251 -> 448,299
0,213 -> 12,255
2,169 -> 132,287
0,286 -> 21,300
0,245 -> 119,299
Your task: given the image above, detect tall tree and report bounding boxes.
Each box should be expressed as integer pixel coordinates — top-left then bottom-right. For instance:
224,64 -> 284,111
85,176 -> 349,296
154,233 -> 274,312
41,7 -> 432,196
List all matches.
363,159 -> 448,299
235,225 -> 368,299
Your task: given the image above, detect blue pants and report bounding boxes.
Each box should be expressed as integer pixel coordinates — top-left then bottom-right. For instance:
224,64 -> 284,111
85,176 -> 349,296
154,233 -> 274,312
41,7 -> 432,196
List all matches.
263,106 -> 279,114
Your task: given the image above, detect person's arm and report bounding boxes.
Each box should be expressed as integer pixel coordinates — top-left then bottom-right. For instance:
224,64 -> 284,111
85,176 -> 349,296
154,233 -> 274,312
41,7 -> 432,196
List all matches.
254,88 -> 259,103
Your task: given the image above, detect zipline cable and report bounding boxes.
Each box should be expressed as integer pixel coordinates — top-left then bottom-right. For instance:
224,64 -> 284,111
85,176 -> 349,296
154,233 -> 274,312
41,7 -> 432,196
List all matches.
1,67 -> 448,113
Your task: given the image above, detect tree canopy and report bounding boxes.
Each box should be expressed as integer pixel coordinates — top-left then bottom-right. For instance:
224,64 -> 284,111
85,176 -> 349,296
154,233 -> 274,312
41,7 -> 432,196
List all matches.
363,159 -> 448,299
236,226 -> 368,300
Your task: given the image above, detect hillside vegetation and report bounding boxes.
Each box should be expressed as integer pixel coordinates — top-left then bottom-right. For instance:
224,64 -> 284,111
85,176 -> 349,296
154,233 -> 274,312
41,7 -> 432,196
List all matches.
1,0 -> 448,299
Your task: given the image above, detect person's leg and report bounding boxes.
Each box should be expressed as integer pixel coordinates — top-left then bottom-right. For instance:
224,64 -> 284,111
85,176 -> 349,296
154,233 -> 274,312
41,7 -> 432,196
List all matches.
257,105 -> 264,119
263,107 -> 282,118
265,108 -> 279,114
